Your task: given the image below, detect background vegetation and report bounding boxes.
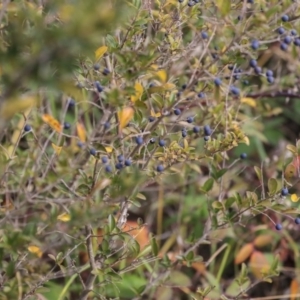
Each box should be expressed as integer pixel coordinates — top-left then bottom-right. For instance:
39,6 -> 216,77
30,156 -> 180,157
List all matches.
1,0 -> 300,299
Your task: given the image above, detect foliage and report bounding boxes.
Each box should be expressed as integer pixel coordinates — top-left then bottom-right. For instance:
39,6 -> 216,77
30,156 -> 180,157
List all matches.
1,0 -> 300,299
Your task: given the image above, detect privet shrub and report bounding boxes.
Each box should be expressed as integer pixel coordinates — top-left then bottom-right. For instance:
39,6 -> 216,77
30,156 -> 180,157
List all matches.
1,0 -> 300,299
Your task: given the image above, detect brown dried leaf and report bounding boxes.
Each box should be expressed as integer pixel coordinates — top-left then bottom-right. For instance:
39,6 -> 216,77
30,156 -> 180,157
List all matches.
253,234 -> 274,248
235,243 -> 254,265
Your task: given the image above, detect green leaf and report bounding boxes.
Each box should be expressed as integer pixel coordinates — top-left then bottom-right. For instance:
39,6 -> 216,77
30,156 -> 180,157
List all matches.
202,178 -> 214,192
108,214 -> 116,232
217,0 -> 231,16
212,201 -> 223,210
150,236 -> 159,256
254,166 -> 262,181
267,178 -> 278,196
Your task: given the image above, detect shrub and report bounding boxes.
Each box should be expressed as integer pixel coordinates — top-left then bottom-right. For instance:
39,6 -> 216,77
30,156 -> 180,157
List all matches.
1,0 -> 300,299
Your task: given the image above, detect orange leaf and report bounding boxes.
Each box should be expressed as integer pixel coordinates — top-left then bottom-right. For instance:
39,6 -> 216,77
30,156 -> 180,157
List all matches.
118,107 -> 134,130
122,220 -> 149,250
77,123 -> 86,142
28,245 -> 43,258
253,234 -> 274,248
290,278 -> 300,300
42,114 -> 62,133
235,243 -> 254,264
249,251 -> 270,279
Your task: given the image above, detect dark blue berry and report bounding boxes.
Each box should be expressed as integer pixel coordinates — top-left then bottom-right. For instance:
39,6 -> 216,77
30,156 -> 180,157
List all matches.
148,116 -> 155,122
67,98 -> 75,108
63,122 -> 71,130
281,188 -> 289,196
267,76 -> 275,84
117,154 -> 124,163
266,70 -> 273,77
101,156 -> 109,164
149,82 -> 156,88
282,15 -> 289,22
254,66 -> 262,74
240,153 -> 247,159
243,80 -> 249,85
174,108 -> 181,115
237,16 -> 242,21
214,78 -> 222,86
178,0 -> 184,3
294,38 -> 300,46
94,81 -> 103,92
77,141 -> 84,148
125,159 -> 132,167
228,65 -> 234,70
284,36 -> 292,44
193,126 -> 200,133
198,92 -> 205,98
102,68 -> 110,75
105,165 -> 112,173
149,138 -> 156,144
280,42 -> 288,51
247,0 -> 254,3
291,29 -> 297,36
115,163 -> 123,170
104,122 -> 110,130
158,140 -> 166,147
230,86 -> 240,96
277,27 -> 285,35
249,59 -> 257,68
187,1 -> 195,7
201,31 -> 208,39
181,84 -> 187,90
204,125 -> 212,136
251,40 -> 260,50
93,63 -> 100,70
24,124 -> 31,132
187,116 -> 194,123
156,164 -> 164,172
182,130 -> 187,138
295,217 -> 300,224
204,136 -> 210,141
275,224 -> 283,231
135,136 -> 143,145
90,148 -> 96,156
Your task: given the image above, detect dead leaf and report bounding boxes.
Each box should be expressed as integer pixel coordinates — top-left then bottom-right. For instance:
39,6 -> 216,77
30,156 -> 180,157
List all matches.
118,107 -> 134,130
28,245 -> 43,258
57,213 -> 71,222
77,123 -> 86,142
290,278 -> 300,300
253,234 -> 274,248
235,243 -> 254,264
42,114 -> 62,133
95,46 -> 108,60
249,251 -> 270,279
122,220 -> 149,249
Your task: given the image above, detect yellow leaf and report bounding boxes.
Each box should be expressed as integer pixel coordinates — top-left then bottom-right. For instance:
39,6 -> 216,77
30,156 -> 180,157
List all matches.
131,82 -> 144,102
1,96 -> 37,120
42,114 -> 62,133
105,146 -> 113,153
118,107 -> 134,130
235,243 -> 254,264
95,46 -> 108,60
151,110 -> 161,117
156,70 -> 167,83
241,97 -> 256,107
28,245 -> 43,257
150,64 -> 159,70
52,143 -> 62,155
77,123 -> 86,142
291,194 -> 299,202
57,213 -> 71,222
162,82 -> 176,90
